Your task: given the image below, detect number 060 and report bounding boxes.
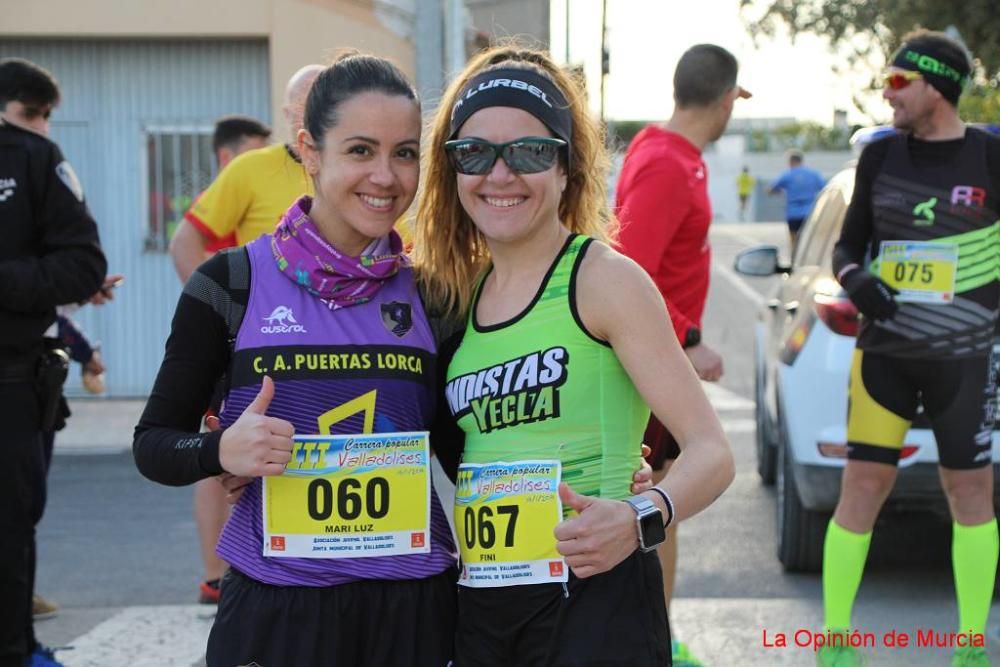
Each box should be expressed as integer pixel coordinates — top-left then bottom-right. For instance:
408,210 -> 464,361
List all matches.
307,477 -> 390,521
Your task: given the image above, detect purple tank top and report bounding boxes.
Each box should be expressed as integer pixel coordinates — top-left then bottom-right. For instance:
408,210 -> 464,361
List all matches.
216,236 -> 456,586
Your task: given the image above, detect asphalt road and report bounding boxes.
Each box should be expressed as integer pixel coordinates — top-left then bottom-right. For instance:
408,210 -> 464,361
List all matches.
33,223 -> 998,666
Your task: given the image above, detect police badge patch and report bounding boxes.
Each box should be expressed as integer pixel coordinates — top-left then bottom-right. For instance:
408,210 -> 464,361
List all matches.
55,161 -> 84,202
380,301 -> 413,337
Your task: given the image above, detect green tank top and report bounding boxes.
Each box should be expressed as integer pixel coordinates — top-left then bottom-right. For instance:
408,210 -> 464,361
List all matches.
444,234 -> 650,501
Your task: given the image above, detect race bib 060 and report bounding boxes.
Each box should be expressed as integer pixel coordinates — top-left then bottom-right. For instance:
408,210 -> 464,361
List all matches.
262,432 -> 430,559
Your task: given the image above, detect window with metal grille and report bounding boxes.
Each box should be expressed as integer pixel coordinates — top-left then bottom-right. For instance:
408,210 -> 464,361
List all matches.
144,127 -> 216,252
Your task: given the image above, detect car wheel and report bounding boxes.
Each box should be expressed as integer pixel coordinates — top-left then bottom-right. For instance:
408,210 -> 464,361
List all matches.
776,413 -> 830,573
754,341 -> 777,485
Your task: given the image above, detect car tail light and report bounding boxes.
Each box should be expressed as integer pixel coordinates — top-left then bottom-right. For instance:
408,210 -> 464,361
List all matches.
817,442 -> 920,460
814,294 -> 859,336
817,442 -> 848,458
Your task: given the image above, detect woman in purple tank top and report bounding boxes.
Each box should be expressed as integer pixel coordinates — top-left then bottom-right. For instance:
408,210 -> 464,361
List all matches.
136,53 -> 457,666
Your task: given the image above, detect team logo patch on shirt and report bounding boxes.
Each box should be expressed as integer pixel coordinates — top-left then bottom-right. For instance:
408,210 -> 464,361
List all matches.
951,185 -> 986,208
261,305 -> 307,334
911,197 -> 937,226
55,161 -> 84,202
0,177 -> 16,202
380,301 -> 413,337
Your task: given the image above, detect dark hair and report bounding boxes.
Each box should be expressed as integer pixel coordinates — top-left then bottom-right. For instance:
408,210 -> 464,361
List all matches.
304,52 -> 418,148
0,58 -> 60,109
673,44 -> 739,109
212,115 -> 271,153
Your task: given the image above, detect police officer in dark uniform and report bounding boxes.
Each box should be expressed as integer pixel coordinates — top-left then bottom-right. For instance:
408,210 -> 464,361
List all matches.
0,58 -> 106,667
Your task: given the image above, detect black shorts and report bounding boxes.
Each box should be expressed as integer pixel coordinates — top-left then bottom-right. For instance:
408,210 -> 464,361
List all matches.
847,350 -> 996,469
787,217 -> 806,233
206,567 -> 457,667
643,415 -> 680,471
455,551 -> 670,667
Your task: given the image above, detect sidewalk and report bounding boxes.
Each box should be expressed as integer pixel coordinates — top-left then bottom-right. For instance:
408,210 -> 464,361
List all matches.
57,398 -> 147,455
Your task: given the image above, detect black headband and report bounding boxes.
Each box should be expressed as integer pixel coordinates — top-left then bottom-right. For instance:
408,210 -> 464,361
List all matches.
449,68 -> 573,151
891,43 -> 970,105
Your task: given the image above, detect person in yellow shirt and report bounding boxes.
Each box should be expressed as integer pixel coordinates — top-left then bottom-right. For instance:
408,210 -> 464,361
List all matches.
187,116 -> 273,254
169,64 -> 323,283
736,165 -> 755,220
169,64 -> 323,604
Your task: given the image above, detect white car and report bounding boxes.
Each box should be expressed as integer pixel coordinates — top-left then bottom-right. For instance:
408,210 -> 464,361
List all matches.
735,128 -> 1000,572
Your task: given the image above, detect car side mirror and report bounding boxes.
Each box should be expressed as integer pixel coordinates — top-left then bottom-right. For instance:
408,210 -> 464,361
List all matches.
734,245 -> 790,276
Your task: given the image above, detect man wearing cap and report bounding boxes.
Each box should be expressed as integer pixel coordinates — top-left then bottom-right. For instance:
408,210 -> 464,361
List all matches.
821,29 -> 999,667
614,43 -> 749,667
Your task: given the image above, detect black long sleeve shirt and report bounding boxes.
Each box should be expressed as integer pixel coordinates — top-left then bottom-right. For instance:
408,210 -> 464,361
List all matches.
833,129 -> 1000,277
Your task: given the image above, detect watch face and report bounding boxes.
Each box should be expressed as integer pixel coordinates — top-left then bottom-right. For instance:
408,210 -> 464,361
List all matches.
684,327 -> 701,349
639,510 -> 666,551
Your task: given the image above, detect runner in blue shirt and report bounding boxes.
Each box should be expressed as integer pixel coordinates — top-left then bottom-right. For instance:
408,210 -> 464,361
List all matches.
768,150 -> 825,251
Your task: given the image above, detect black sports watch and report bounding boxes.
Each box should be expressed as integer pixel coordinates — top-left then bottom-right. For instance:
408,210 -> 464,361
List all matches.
682,326 -> 701,349
624,495 -> 666,552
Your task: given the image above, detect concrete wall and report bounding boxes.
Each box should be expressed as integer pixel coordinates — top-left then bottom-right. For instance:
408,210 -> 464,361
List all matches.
2,0 -> 271,36
704,135 -> 853,223
268,0 -> 416,140
467,0 -> 550,47
2,0 -> 417,141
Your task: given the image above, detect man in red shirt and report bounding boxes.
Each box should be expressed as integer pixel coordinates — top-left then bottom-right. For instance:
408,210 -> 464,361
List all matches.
615,43 -> 749,665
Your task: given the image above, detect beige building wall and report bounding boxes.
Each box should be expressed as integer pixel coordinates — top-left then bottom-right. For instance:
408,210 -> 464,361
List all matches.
467,0 -> 549,48
2,0 -> 417,137
269,0 -> 416,140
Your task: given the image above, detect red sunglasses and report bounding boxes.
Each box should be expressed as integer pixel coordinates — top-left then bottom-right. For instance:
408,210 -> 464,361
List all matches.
884,71 -> 923,90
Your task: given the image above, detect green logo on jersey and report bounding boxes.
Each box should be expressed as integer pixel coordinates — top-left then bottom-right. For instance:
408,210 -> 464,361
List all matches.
912,197 -> 938,226
445,347 -> 568,434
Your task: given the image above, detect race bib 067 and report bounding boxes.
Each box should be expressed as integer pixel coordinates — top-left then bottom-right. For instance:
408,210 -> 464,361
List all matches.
455,460 -> 567,588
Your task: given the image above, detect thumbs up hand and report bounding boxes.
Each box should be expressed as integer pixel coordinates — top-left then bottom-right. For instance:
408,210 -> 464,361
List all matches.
553,482 -> 640,579
218,376 -> 295,477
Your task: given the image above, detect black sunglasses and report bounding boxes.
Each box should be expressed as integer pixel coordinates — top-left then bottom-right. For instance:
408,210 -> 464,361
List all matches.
444,137 -> 566,175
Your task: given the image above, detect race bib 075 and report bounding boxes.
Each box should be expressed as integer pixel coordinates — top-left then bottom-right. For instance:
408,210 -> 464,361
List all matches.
878,241 -> 958,304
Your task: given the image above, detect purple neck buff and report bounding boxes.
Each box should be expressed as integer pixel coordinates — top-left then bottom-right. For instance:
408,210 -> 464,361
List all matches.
271,195 -> 405,309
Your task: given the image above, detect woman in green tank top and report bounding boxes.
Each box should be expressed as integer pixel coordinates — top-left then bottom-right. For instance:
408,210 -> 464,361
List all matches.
414,45 -> 735,667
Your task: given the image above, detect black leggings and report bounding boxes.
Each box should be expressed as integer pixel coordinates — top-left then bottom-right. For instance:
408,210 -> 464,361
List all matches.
0,382 -> 44,666
207,567 -> 457,667
456,551 -> 671,666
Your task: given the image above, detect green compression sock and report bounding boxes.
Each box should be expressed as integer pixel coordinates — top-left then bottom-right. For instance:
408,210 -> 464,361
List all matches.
953,518 -> 999,635
822,519 -> 872,632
